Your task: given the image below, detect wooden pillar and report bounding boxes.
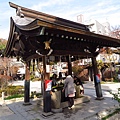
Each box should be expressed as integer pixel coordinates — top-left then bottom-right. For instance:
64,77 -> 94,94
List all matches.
41,56 -> 46,94
23,61 -> 31,105
33,59 -> 35,72
92,56 -> 103,99
89,67 -> 94,81
66,55 -> 72,75
42,56 -> 51,113
36,58 -> 39,66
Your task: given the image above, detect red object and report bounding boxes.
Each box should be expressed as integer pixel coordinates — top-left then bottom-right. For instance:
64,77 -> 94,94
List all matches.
97,74 -> 100,78
44,79 -> 52,91
96,74 -> 101,83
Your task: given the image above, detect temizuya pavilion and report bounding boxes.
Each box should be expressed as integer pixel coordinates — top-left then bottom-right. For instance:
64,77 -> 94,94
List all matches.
4,2 -> 120,111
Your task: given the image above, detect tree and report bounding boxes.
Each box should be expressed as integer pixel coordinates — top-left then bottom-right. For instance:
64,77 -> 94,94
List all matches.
0,38 -> 7,56
110,25 -> 120,39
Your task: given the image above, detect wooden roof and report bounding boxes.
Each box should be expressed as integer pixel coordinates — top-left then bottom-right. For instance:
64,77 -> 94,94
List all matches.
4,2 -> 120,61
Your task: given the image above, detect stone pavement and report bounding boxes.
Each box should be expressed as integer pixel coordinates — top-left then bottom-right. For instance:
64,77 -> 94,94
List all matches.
0,82 -> 120,120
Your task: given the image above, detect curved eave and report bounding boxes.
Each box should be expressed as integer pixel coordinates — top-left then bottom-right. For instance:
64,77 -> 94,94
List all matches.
15,18 -> 40,31
4,17 -> 120,59
4,17 -> 15,57
5,2 -> 120,60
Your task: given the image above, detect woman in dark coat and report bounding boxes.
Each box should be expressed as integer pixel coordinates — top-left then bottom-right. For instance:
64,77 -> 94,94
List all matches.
74,76 -> 84,94
51,73 -> 57,87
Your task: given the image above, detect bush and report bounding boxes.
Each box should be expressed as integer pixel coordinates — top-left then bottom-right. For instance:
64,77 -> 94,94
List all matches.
36,93 -> 42,98
0,85 -> 24,97
109,88 -> 120,103
30,74 -> 35,80
72,65 -> 83,76
5,94 -> 24,100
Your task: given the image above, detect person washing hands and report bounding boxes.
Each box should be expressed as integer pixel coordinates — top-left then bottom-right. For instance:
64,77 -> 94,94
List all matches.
62,72 -> 76,109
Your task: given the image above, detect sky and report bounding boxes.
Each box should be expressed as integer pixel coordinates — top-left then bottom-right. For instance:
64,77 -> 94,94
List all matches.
0,0 -> 120,39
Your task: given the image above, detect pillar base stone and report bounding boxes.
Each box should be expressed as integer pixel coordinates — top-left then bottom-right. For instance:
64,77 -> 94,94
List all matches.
23,102 -> 32,106
95,97 -> 104,100
42,112 -> 53,118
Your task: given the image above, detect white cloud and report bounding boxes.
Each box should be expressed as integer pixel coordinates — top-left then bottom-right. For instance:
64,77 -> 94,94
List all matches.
107,13 -> 120,26
31,0 -> 120,27
96,0 -> 111,7
0,8 -> 15,40
0,27 -> 9,40
71,1 -> 120,26
31,0 -> 74,11
0,0 -> 120,39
